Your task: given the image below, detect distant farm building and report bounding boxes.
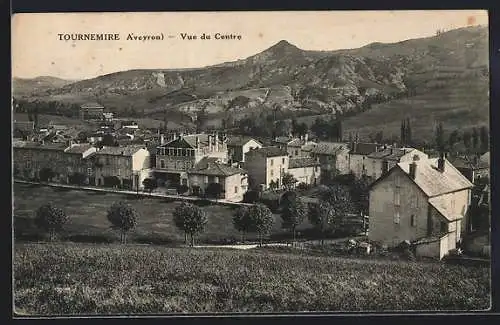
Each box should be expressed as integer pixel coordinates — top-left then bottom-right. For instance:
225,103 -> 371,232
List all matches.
79,102 -> 105,121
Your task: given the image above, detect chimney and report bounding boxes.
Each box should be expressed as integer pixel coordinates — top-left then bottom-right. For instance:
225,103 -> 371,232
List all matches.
438,152 -> 446,172
196,136 -> 200,149
304,133 -> 308,142
160,134 -> 165,145
381,160 -> 389,175
409,154 -> 420,179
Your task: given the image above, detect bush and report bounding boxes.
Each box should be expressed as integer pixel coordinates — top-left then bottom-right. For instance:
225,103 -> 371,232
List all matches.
243,190 -> 260,203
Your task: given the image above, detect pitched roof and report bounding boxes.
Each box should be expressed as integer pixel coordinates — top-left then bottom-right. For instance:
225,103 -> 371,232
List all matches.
350,142 -> 380,155
274,136 -> 293,144
227,135 -> 261,147
395,158 -> 474,197
449,155 -> 489,170
13,141 -> 67,151
160,133 -> 227,149
428,196 -> 463,222
95,145 -> 145,156
480,152 -> 490,165
188,157 -> 246,176
289,157 -> 320,169
368,147 -> 416,161
64,144 -> 94,154
247,146 -> 288,158
81,102 -> 104,109
312,142 -> 349,155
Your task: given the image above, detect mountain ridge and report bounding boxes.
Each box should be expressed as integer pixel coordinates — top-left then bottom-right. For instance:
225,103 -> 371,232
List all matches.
13,25 -> 489,142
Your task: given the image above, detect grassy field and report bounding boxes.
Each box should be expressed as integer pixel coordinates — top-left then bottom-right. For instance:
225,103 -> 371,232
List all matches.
13,243 -> 491,314
13,183 -> 308,244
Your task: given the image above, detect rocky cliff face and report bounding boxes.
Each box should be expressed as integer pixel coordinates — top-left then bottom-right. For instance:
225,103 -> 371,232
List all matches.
14,26 -> 488,126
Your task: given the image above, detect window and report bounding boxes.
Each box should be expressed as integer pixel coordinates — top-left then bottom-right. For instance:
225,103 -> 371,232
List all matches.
215,176 -> 219,183
204,176 -> 209,183
271,170 -> 274,177
235,186 -> 238,193
440,222 -> 447,233
106,157 -> 110,165
395,176 -> 401,188
394,210 -> 400,224
87,168 -> 92,175
410,215 -> 416,227
295,150 -> 298,156
270,159 -> 274,166
282,158 -> 285,164
26,161 -> 31,169
160,160 -> 165,168
394,191 -> 400,206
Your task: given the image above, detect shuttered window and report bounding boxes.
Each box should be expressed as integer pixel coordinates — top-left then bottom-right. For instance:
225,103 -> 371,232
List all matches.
394,210 -> 400,224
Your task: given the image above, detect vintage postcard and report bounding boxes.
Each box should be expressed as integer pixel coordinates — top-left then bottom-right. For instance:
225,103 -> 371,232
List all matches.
12,10 -> 491,316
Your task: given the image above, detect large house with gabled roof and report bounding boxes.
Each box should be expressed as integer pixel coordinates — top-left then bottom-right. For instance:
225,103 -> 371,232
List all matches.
368,153 -> 474,259
154,132 -> 228,187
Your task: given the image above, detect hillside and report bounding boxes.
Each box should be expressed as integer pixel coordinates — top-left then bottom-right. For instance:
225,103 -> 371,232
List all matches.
13,76 -> 78,96
12,26 -> 489,140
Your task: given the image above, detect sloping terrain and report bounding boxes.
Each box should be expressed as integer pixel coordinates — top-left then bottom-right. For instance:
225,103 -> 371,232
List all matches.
12,26 -> 489,141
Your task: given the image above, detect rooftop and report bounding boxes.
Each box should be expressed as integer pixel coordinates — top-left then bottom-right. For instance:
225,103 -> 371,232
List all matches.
247,146 -> 288,158
428,196 -> 464,222
350,142 -> 381,156
227,135 -> 262,147
368,147 -> 415,160
312,142 -> 349,155
95,145 -> 146,156
160,133 -> 226,150
188,157 -> 246,176
289,157 -> 320,169
396,158 -> 474,197
448,155 -> 489,170
13,141 -> 67,151
64,144 -> 94,154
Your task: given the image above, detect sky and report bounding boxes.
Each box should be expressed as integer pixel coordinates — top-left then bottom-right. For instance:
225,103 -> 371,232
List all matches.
11,10 -> 488,80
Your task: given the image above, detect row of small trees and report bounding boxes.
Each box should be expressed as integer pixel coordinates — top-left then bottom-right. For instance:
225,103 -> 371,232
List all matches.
30,184 -> 358,246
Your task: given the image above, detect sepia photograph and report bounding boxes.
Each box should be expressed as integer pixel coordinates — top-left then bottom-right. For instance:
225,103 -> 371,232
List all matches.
11,10 -> 491,315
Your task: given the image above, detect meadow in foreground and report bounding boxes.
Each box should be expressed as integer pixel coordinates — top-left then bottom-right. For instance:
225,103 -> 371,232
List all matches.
14,243 -> 490,315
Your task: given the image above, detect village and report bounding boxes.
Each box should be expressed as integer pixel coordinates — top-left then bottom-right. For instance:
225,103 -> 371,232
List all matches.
12,101 -> 491,261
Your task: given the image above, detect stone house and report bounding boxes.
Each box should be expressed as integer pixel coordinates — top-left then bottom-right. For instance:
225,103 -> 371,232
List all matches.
309,142 -> 351,182
63,144 -> 98,183
368,153 -> 474,259
244,146 -> 289,190
273,135 -> 316,158
187,157 -> 248,202
88,145 -> 151,190
226,135 -> 262,163
348,142 -> 384,179
154,132 -> 228,187
365,147 -> 429,181
13,141 -> 69,181
287,157 -> 321,186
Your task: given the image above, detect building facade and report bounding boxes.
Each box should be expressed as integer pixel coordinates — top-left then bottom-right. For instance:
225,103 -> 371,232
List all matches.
365,147 -> 429,181
154,133 -> 228,187
227,135 -> 262,163
368,154 -> 474,259
80,102 -> 105,121
89,145 -> 151,190
187,157 -> 248,202
287,157 -> 321,186
348,142 -> 383,179
244,146 -> 289,190
309,142 -> 350,183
